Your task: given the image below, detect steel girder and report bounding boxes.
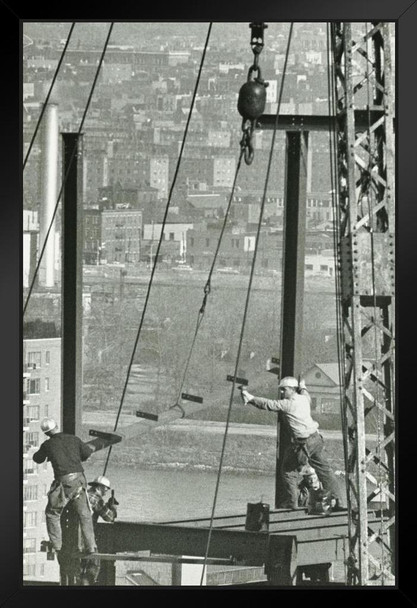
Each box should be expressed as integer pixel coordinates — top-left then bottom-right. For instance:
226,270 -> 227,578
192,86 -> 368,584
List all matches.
331,22 -> 395,585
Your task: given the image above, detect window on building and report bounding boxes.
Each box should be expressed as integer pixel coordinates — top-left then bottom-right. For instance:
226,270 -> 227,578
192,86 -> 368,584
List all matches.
45,378 -> 50,392
26,432 -> 39,448
27,352 -> 41,370
23,461 -> 37,475
44,405 -> 49,417
311,397 -> 317,411
320,265 -> 328,272
24,511 -> 37,528
24,485 -> 38,501
27,379 -> 40,394
23,563 -> 36,576
206,238 -> 210,247
23,538 -> 37,554
305,264 -> 314,270
26,405 -> 40,421
45,351 -> 50,365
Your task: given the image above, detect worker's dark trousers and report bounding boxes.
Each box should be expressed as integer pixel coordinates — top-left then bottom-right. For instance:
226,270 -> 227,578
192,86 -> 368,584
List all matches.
280,432 -> 343,509
45,472 -> 96,553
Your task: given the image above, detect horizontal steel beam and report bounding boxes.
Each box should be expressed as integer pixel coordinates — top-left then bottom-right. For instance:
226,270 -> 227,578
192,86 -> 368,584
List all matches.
94,553 -> 235,565
95,521 -> 295,568
257,110 -> 389,132
95,509 -> 387,571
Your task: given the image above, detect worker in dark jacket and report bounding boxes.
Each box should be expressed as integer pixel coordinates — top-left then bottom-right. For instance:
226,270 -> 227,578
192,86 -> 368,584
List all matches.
241,377 -> 343,510
80,475 -> 118,585
33,418 -> 97,555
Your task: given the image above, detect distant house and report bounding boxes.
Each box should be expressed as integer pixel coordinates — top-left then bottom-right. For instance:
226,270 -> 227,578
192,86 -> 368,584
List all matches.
303,362 -> 341,415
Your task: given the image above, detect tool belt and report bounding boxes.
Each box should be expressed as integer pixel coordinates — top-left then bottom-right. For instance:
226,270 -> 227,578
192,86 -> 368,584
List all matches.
57,472 -> 83,482
51,472 -> 85,502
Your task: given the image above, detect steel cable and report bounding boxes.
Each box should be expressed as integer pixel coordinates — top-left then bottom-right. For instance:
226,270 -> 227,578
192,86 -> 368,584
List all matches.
23,23 -> 75,171
103,23 -> 213,474
170,147 -> 245,416
23,23 -> 114,316
199,22 -> 294,586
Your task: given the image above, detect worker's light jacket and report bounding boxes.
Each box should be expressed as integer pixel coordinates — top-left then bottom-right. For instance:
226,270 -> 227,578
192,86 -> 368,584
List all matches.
247,391 -> 319,439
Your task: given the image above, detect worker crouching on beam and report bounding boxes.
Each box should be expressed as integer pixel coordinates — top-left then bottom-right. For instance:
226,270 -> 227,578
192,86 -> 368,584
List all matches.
33,418 -> 97,555
240,377 -> 345,510
80,475 -> 118,586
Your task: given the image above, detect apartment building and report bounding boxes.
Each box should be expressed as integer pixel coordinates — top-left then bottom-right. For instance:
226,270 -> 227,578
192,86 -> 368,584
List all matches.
23,337 -> 61,583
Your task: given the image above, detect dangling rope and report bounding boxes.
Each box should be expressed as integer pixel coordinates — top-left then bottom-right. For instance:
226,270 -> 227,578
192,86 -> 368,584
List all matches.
169,147 -> 245,416
102,23 -> 213,475
23,23 -> 114,317
23,23 -> 75,171
199,22 -> 294,586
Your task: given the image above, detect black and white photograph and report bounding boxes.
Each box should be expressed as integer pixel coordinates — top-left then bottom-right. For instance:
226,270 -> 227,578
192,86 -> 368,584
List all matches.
12,10 -> 409,595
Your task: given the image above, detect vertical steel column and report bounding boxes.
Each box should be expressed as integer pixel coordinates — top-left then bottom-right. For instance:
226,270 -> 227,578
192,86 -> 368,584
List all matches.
61,133 -> 84,436
275,131 -> 308,508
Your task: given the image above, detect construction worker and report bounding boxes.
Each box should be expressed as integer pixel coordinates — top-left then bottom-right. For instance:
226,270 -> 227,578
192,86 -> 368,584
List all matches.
79,475 -> 118,586
297,465 -> 337,515
33,418 -> 97,555
87,475 -> 118,524
240,377 -> 344,510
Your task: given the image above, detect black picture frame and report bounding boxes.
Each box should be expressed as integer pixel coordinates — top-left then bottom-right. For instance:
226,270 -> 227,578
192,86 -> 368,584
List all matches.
4,0 -> 415,604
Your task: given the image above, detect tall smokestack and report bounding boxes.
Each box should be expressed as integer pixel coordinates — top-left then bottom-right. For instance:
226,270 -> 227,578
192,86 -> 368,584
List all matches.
39,102 -> 59,287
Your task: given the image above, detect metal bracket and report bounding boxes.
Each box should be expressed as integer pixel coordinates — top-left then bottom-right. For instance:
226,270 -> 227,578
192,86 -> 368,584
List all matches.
136,411 -> 159,421
227,375 -> 248,386
181,393 -> 203,404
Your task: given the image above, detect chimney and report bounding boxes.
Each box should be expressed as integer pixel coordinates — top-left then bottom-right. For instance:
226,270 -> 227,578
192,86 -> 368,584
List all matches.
39,103 -> 59,287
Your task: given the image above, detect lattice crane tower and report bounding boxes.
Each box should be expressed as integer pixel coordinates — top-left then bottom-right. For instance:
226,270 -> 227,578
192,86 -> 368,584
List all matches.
331,22 -> 395,585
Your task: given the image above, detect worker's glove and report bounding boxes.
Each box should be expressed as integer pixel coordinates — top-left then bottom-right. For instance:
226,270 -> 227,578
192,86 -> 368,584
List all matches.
240,388 -> 254,405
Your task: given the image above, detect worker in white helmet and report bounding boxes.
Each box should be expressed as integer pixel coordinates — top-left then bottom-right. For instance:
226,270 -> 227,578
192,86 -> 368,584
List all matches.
240,377 -> 344,510
33,418 -> 97,555
87,476 -> 118,524
297,465 -> 337,515
80,475 -> 119,586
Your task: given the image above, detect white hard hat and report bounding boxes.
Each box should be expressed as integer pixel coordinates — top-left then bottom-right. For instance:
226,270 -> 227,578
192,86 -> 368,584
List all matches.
302,465 -> 317,477
40,418 -> 58,433
278,376 -> 299,388
89,475 -> 111,490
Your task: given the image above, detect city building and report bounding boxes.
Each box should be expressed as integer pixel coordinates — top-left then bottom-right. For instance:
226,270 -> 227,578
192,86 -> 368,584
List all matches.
101,209 -> 143,264
302,362 -> 341,415
23,334 -> 61,582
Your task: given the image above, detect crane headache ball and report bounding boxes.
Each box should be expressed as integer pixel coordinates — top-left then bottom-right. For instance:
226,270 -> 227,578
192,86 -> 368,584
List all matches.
237,80 -> 267,121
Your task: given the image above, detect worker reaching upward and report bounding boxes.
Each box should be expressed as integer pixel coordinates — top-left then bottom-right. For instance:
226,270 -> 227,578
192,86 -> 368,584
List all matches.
33,418 -> 97,555
240,377 -> 344,510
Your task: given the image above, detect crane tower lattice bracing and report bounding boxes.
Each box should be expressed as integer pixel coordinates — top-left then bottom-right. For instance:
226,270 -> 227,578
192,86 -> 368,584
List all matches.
331,22 -> 395,585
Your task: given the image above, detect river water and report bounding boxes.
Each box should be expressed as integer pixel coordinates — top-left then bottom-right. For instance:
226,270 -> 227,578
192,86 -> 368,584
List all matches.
83,462 -> 277,522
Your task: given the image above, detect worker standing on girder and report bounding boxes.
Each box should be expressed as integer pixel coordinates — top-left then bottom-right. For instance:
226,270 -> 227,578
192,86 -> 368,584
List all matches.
240,377 -> 344,510
33,418 -> 97,555
79,475 -> 118,586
